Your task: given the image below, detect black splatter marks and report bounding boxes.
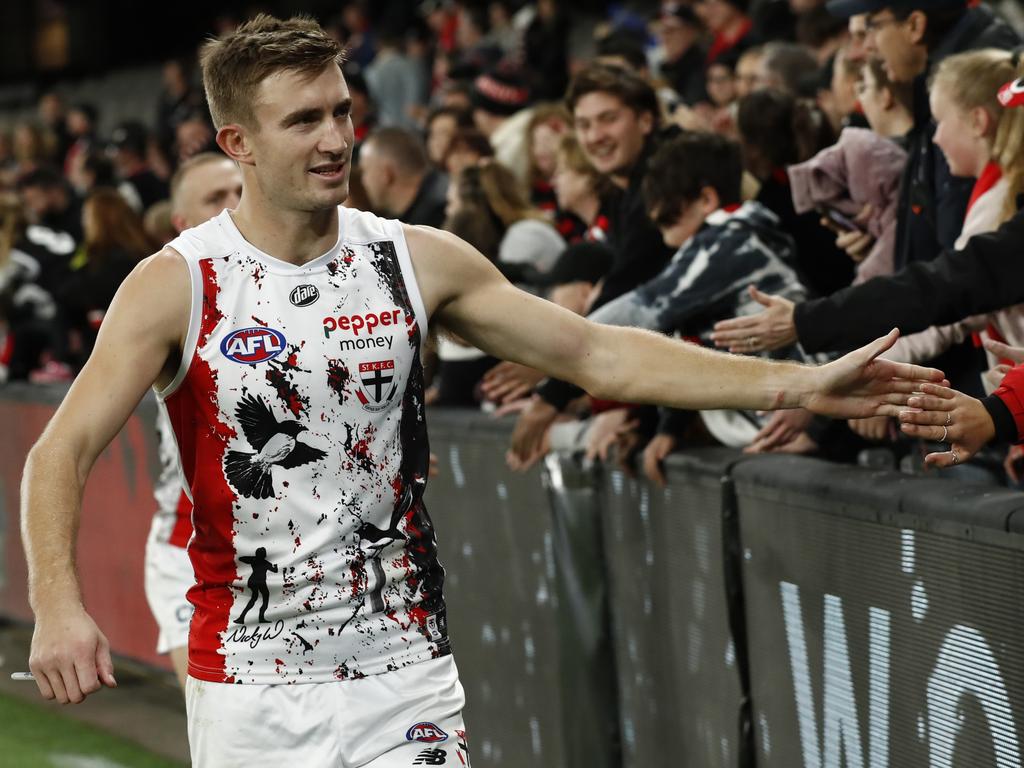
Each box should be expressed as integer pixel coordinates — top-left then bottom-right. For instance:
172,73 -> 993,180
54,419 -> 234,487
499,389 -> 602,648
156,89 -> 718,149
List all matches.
291,631 -> 314,654
341,422 -> 377,474
326,358 -> 351,405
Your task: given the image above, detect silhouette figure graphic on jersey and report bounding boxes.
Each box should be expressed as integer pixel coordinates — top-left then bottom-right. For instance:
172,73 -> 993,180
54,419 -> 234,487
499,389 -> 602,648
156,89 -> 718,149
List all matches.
235,547 -> 278,624
224,393 -> 326,498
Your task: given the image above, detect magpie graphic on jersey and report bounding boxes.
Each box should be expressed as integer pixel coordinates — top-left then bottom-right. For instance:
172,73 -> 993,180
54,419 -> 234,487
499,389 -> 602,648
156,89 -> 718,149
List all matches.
356,478 -> 422,615
223,393 -> 326,499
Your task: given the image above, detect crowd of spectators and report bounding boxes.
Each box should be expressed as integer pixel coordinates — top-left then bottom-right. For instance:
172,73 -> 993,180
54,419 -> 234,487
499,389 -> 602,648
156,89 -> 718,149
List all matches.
1,0 -> 1023,486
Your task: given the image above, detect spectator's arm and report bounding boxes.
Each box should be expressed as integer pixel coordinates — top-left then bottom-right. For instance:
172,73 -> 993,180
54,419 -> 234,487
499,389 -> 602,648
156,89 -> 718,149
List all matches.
793,211 -> 1024,353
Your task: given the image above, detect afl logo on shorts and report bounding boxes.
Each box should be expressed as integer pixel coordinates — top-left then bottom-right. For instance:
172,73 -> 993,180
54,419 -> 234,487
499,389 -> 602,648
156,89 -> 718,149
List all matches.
406,722 -> 448,743
289,284 -> 319,307
221,327 -> 287,364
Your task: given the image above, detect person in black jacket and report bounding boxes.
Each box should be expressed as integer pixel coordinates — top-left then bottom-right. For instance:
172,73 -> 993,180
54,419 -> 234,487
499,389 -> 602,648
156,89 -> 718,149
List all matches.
710,205 -> 1024,355
359,126 -> 448,228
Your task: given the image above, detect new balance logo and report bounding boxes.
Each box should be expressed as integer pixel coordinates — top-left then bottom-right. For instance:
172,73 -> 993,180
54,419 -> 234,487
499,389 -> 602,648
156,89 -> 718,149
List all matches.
413,748 -> 447,765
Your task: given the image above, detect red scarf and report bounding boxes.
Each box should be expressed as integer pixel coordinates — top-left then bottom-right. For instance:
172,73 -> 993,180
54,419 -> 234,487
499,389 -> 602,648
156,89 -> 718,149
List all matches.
965,162 -> 1008,355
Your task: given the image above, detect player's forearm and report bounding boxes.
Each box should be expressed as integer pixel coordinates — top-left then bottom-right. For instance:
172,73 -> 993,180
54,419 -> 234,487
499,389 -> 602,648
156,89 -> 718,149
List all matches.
21,441 -> 87,616
587,325 -> 815,411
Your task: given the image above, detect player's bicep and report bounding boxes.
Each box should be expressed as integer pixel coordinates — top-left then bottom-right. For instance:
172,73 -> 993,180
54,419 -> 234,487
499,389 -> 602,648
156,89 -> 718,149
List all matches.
40,251 -> 189,478
409,228 -> 595,381
443,277 -> 593,373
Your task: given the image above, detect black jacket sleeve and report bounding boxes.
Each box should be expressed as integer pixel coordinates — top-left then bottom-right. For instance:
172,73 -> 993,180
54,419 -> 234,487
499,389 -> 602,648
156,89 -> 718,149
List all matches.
793,209 -> 1024,353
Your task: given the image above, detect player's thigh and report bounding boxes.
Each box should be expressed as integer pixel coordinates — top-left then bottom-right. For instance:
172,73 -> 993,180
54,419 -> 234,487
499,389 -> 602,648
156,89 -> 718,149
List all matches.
345,656 -> 471,767
362,713 -> 472,768
186,676 -> 342,767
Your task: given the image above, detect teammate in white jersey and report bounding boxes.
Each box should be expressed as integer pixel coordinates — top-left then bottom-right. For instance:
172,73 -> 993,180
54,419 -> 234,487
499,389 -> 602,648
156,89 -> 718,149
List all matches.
144,153 -> 242,688
22,14 -> 945,767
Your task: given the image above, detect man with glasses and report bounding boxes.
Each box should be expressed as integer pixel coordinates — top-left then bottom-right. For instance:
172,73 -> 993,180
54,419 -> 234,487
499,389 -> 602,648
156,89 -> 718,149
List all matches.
826,0 -> 1018,270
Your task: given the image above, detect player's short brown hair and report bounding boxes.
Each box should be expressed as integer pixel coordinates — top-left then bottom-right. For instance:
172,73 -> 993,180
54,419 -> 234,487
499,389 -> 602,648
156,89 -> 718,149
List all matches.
199,14 -> 345,130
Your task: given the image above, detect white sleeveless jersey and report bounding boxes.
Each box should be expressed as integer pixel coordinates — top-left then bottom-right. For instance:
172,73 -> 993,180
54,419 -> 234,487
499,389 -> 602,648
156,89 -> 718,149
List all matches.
149,408 -> 192,548
160,206 -> 448,684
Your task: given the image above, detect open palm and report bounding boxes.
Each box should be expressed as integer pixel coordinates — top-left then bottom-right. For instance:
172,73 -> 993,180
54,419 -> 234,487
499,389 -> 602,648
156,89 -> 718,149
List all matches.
805,330 -> 946,419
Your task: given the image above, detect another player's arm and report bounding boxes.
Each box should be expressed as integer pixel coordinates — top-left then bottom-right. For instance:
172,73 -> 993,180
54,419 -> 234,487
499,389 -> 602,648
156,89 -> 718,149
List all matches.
22,249 -> 189,705
406,226 -> 943,416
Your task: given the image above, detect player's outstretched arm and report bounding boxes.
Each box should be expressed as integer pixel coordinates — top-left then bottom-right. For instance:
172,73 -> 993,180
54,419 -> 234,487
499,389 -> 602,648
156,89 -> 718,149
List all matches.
406,225 -> 944,419
22,249 -> 189,705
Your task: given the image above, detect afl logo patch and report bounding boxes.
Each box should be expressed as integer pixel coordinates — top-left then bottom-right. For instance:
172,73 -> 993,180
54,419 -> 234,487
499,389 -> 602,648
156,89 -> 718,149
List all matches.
406,723 -> 448,743
289,284 -> 319,307
221,327 -> 286,364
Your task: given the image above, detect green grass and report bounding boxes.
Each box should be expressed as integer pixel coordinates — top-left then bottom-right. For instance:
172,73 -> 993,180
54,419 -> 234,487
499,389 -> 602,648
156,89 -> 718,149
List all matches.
0,691 -> 185,768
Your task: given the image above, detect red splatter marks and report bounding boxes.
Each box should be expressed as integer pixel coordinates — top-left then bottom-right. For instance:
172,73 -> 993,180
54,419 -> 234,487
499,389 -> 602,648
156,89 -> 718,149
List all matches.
286,352 -> 298,367
293,536 -> 302,550
266,365 -> 306,417
250,315 -> 268,327
408,605 -> 430,633
326,359 -> 350,405
348,548 -> 369,599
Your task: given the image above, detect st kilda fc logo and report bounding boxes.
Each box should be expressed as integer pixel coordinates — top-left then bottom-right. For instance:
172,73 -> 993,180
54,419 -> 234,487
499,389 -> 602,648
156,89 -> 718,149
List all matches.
289,284 -> 319,307
357,359 -> 398,412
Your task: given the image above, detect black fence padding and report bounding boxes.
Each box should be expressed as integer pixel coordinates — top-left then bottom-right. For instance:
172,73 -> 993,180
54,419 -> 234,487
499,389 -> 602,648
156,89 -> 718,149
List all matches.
543,452 -> 621,768
602,447 -> 745,767
427,412 -> 567,767
733,454 -> 1024,768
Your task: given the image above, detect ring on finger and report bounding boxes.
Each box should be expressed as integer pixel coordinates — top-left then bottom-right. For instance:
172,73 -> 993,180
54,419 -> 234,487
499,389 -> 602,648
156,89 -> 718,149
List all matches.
941,425 -> 948,443
945,412 -> 952,427
951,449 -> 960,465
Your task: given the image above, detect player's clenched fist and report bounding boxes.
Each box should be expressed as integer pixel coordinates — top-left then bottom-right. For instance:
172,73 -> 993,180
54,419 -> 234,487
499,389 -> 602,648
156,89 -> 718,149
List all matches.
29,605 -> 116,704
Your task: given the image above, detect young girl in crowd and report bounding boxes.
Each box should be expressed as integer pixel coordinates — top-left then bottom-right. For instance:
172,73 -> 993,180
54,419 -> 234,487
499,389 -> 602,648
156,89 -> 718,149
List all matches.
886,50 -> 1024,371
870,49 -> 1024,482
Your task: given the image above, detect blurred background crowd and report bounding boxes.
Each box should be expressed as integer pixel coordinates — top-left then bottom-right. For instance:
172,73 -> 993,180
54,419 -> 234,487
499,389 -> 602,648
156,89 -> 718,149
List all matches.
2,0 -> 1024,485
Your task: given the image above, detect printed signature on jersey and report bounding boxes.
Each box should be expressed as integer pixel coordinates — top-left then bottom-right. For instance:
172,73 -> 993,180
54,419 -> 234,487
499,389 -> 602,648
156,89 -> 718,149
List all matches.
225,620 -> 286,649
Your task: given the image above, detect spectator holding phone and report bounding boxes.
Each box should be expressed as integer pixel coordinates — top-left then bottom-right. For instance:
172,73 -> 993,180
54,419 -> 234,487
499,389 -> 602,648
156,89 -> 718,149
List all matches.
787,123 -> 907,284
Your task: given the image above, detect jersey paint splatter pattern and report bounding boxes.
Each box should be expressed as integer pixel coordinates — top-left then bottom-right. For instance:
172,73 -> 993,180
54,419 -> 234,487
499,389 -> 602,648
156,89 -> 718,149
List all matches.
160,206 -> 448,684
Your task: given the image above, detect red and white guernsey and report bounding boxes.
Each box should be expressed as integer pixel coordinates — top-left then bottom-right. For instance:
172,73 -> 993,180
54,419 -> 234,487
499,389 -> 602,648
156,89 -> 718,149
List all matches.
158,206 -> 448,684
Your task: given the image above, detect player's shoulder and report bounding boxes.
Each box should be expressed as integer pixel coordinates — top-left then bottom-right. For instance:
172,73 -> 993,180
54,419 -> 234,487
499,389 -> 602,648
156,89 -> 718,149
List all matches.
116,247 -> 191,309
401,223 -> 473,261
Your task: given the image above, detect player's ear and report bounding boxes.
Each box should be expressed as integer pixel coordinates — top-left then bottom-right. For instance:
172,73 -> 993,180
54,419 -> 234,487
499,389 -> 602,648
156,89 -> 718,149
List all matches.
217,124 -> 254,166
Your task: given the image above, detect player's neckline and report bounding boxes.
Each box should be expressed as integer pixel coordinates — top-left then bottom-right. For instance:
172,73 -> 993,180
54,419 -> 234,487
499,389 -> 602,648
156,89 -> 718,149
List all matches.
220,208 -> 347,274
